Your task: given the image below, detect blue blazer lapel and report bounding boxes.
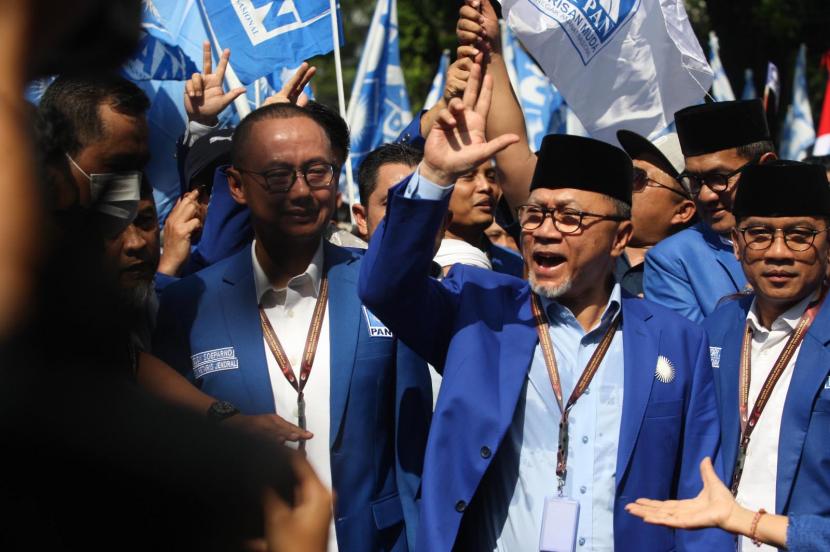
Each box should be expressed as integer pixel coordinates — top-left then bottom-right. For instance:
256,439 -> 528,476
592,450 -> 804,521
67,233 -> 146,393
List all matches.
325,243 -> 362,448
702,225 -> 744,292
718,311 -> 748,482
616,299 -> 657,489
498,285 -> 539,422
776,303 -> 830,512
221,251 -> 275,413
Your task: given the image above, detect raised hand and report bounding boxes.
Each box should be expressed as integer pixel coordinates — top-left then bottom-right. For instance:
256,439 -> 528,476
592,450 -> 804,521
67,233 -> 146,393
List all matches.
157,189 -> 203,277
263,63 -> 317,107
625,457 -> 737,530
457,0 -> 501,54
184,41 -> 247,126
443,54 -> 476,104
421,62 -> 518,186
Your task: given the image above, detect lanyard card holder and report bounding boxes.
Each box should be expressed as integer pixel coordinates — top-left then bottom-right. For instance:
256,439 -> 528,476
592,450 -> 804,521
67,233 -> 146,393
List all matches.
539,495 -> 580,552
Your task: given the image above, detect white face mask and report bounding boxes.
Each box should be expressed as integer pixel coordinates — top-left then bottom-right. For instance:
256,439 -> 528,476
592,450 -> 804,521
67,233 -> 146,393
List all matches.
65,154 -> 141,223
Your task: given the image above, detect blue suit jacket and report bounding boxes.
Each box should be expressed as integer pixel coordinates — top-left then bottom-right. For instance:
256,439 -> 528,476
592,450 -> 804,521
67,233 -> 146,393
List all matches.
488,242 -> 524,278
704,295 -> 830,518
644,222 -> 747,323
358,180 -> 732,551
152,243 -> 432,551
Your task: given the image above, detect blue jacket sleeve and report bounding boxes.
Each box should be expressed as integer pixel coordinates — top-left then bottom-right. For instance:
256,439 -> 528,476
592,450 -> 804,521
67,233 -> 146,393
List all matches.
151,281 -> 196,379
675,329 -> 735,551
644,246 -> 704,324
394,111 -> 426,151
787,514 -> 830,551
180,168 -> 253,276
358,176 -> 459,369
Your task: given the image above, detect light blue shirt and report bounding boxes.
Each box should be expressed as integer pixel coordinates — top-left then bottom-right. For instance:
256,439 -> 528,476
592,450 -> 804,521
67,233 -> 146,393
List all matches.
405,170 -> 625,550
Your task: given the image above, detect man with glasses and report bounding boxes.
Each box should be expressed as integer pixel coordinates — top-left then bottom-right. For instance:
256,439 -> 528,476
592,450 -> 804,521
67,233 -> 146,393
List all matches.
703,161 -> 830,551
616,130 -> 697,296
360,66 -> 730,551
644,99 -> 777,322
152,102 -> 433,552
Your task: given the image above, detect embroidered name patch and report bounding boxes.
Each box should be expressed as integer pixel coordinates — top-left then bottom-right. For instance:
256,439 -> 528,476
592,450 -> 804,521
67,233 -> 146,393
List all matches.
528,0 -> 640,65
709,347 -> 722,369
362,307 -> 393,338
191,347 -> 239,379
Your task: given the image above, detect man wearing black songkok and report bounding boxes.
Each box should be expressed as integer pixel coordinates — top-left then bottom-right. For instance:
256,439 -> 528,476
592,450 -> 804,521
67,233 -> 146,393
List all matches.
703,161 -> 830,552
359,65 -> 732,550
644,100 -> 777,322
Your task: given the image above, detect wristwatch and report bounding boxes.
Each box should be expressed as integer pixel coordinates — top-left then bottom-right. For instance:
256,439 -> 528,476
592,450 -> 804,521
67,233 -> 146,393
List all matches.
206,400 -> 240,422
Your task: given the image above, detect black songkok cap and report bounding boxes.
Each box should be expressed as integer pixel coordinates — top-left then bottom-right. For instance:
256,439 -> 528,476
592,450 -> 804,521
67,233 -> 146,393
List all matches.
733,160 -> 830,219
675,99 -> 770,157
183,127 -> 234,191
531,134 -> 633,206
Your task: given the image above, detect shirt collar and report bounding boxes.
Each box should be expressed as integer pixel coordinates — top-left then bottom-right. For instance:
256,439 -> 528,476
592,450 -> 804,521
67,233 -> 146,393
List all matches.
252,239 -> 324,305
747,288 -> 819,334
541,282 -> 623,332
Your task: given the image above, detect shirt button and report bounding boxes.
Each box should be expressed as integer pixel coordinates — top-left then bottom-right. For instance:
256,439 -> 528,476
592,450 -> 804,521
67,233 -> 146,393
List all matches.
580,485 -> 587,494
581,435 -> 588,444
579,537 -> 586,546
584,387 -> 591,395
287,309 -> 294,318
480,446 -> 492,459
455,500 -> 467,513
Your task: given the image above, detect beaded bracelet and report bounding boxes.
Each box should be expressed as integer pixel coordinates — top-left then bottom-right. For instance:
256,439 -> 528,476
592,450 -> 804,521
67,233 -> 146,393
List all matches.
750,508 -> 767,547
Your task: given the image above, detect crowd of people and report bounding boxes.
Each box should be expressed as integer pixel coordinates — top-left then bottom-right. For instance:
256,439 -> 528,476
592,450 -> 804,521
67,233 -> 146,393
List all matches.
2,0 -> 830,550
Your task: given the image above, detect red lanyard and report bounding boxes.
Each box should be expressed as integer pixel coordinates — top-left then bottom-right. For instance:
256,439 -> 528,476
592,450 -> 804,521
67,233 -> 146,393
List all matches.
258,276 -> 329,452
731,289 -> 826,496
531,294 -> 622,495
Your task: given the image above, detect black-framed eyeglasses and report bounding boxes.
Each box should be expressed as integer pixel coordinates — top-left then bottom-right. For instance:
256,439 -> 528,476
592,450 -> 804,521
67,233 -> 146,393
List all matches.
235,162 -> 338,193
738,225 -> 828,252
678,157 -> 758,198
632,167 -> 690,199
516,204 -> 629,234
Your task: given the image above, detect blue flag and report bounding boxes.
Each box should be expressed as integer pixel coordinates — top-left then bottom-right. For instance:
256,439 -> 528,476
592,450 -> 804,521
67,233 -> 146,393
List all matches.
345,0 -> 412,200
780,44 -> 815,161
501,23 -> 564,150
423,50 -> 450,110
123,1 -> 200,81
708,31 -> 735,102
199,0 -> 338,85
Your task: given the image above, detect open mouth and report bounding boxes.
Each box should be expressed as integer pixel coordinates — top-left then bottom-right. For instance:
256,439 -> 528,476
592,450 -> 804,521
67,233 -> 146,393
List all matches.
532,251 -> 567,272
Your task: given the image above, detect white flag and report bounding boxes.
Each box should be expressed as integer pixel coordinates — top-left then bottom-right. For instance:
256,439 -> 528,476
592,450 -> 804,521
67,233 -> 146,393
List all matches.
780,44 -> 815,161
708,32 -> 735,102
498,0 -> 713,145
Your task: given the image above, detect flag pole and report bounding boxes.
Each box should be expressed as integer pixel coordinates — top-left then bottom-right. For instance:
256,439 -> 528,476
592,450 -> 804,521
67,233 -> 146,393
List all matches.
329,0 -> 357,223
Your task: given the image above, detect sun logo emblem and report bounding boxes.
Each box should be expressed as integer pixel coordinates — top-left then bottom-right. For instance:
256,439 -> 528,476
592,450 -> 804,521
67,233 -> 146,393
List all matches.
655,355 -> 675,384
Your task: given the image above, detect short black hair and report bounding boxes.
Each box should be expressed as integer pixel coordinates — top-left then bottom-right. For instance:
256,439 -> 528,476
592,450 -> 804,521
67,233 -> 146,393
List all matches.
357,143 -> 422,203
804,154 -> 830,172
38,74 -> 150,156
231,102 -> 350,168
735,139 -> 776,161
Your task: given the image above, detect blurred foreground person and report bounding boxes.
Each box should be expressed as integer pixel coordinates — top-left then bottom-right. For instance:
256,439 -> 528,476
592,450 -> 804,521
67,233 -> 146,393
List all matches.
703,161 -> 830,552
153,102 -> 432,551
360,65 -> 730,552
627,457 -> 829,551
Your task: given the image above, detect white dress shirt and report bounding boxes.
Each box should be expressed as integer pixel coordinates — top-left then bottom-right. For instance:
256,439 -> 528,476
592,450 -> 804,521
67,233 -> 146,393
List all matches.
252,240 -> 339,552
736,291 -> 816,552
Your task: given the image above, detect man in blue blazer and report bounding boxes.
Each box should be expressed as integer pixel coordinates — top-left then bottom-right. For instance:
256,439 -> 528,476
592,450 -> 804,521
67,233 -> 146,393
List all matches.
153,102 -> 432,552
644,100 -> 777,323
360,68 -> 730,551
704,161 -> 830,548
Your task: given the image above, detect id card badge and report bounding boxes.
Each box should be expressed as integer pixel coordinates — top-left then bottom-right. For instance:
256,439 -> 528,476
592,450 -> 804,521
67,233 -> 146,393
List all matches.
539,496 -> 580,552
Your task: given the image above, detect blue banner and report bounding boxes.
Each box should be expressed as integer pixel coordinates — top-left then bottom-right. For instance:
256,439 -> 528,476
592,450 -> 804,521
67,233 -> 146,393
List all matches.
345,0 -> 412,200
423,50 -> 450,110
123,1 -> 200,81
199,0 -> 338,85
780,45 -> 815,161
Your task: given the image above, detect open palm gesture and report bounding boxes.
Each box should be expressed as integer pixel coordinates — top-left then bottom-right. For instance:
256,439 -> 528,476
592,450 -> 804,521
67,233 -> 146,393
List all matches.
421,62 -> 518,185
184,41 -> 246,126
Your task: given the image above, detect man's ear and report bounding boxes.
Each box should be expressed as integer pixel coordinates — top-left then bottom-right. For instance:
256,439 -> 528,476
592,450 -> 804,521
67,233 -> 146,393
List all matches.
611,219 -> 634,258
352,203 -> 369,240
732,227 -> 741,261
670,199 -> 697,226
225,168 -> 247,205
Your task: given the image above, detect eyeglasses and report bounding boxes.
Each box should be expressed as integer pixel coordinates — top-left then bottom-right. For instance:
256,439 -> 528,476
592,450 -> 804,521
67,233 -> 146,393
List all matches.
235,162 -> 337,193
516,204 -> 628,234
632,167 -> 690,199
678,157 -> 757,198
738,225 -> 828,252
